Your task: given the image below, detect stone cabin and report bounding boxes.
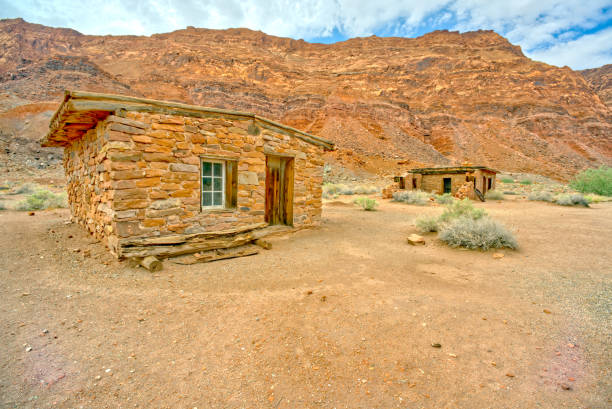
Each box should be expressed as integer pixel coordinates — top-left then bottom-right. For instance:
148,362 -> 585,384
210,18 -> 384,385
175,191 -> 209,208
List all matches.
397,166 -> 498,200
41,91 -> 334,258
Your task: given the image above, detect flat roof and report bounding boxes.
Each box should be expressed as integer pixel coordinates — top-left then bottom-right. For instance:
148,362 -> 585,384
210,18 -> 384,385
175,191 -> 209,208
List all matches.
41,90 -> 335,150
406,166 -> 498,175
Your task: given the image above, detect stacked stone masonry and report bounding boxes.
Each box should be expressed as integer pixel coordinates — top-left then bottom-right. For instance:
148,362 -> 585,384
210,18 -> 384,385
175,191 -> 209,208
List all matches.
63,111 -> 325,257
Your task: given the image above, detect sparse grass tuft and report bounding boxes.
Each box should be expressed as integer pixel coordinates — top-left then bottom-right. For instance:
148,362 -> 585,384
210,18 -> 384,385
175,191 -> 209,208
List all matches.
393,190 -> 430,205
569,166 -> 612,196
554,193 -> 590,207
500,178 -> 514,183
14,183 -> 37,195
434,193 -> 455,204
415,216 -> 439,233
439,217 -> 518,250
0,201 -> 6,211
439,199 -> 486,222
16,189 -> 68,211
528,191 -> 553,202
323,183 -> 377,198
354,185 -> 378,195
354,197 -> 378,211
519,179 -> 533,185
485,190 -> 505,200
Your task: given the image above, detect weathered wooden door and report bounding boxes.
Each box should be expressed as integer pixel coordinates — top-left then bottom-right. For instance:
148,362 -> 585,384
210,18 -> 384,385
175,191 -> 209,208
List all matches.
265,155 -> 294,226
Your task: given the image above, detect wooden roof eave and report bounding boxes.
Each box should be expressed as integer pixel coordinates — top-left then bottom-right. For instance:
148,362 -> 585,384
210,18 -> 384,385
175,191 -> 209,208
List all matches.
41,90 -> 335,150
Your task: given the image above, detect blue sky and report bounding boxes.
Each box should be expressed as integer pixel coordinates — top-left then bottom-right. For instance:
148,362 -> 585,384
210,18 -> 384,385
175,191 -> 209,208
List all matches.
1,0 -> 611,69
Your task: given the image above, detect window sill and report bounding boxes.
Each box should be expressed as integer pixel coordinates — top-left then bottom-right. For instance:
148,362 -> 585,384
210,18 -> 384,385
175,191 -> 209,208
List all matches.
200,208 -> 237,214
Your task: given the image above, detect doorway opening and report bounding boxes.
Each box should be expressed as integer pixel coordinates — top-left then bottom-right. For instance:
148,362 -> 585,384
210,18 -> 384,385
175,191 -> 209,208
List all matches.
443,178 -> 452,194
265,155 -> 294,226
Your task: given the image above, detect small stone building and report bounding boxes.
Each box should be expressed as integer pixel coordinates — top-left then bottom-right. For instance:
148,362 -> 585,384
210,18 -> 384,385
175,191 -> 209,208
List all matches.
399,166 -> 497,200
42,91 -> 334,258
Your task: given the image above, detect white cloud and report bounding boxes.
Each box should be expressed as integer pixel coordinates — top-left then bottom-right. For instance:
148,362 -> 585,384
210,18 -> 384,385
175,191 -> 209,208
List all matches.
527,27 -> 612,69
0,0 -> 610,69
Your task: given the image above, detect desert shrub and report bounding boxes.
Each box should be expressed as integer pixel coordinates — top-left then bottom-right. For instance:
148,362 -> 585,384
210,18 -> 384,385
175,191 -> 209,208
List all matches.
354,185 -> 378,195
0,201 -> 6,211
554,193 -> 589,207
16,189 -> 67,211
569,166 -> 612,196
415,216 -> 439,233
434,193 -> 455,204
503,191 -> 519,195
485,190 -> 505,200
392,190 -> 430,205
14,183 -> 37,195
519,179 -> 533,185
354,197 -> 378,211
439,216 -> 518,250
439,199 -> 486,222
584,194 -> 611,203
528,191 -> 553,202
500,178 -> 514,183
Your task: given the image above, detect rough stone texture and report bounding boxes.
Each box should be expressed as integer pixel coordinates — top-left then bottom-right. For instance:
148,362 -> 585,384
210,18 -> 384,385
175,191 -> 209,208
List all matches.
63,111 -> 325,257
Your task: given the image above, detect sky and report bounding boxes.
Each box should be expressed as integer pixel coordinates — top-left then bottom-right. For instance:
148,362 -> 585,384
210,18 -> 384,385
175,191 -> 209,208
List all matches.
1,0 -> 611,70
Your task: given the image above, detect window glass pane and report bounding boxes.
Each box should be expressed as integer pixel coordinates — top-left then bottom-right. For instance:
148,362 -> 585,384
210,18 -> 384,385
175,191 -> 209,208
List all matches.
213,162 -> 222,176
202,176 -> 212,191
202,161 -> 212,176
213,192 -> 222,206
202,192 -> 212,206
213,177 -> 222,191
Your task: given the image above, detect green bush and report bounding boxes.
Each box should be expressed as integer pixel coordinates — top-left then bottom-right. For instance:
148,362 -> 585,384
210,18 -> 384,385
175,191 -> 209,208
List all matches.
500,178 -> 514,183
354,197 -> 378,211
415,216 -> 439,233
439,199 -> 486,223
519,179 -> 533,185
528,191 -> 553,202
554,193 -> 590,207
16,189 -> 68,211
434,193 -> 455,204
485,190 -> 505,200
0,201 -> 6,211
569,166 -> 612,196
393,190 -> 430,205
439,216 -> 518,250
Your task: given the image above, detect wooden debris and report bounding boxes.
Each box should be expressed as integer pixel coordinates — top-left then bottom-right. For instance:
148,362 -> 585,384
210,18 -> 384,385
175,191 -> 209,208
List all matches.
140,256 -> 163,272
254,239 -> 272,250
172,245 -> 259,265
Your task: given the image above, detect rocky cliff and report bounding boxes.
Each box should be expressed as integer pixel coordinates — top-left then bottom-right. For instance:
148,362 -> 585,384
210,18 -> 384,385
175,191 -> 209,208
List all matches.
1,18 -> 610,180
581,64 -> 612,109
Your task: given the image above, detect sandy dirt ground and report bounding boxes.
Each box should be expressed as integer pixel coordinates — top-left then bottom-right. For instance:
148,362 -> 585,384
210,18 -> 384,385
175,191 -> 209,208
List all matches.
0,198 -> 610,409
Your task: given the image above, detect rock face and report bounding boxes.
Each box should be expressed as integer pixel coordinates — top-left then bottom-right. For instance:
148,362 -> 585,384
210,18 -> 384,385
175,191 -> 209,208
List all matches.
1,18 -> 611,180
581,64 -> 612,109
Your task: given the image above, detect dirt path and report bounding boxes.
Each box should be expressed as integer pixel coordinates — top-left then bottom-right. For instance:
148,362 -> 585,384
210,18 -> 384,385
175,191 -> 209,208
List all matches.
0,199 -> 610,408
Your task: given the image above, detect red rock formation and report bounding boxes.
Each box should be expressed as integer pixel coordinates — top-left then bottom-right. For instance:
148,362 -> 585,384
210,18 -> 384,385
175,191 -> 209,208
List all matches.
581,64 -> 612,109
1,18 -> 610,180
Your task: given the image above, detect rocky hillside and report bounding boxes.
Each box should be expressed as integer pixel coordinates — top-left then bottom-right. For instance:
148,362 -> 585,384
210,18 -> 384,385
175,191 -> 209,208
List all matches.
581,64 -> 612,109
1,18 -> 611,180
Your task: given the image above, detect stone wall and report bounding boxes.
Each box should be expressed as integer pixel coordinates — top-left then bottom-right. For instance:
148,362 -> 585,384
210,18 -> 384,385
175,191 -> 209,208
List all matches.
63,111 -> 325,257
63,124 -> 114,248
405,169 -> 497,199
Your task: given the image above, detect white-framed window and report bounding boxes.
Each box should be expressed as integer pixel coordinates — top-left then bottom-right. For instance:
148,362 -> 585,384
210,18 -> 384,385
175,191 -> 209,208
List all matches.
201,160 -> 225,209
